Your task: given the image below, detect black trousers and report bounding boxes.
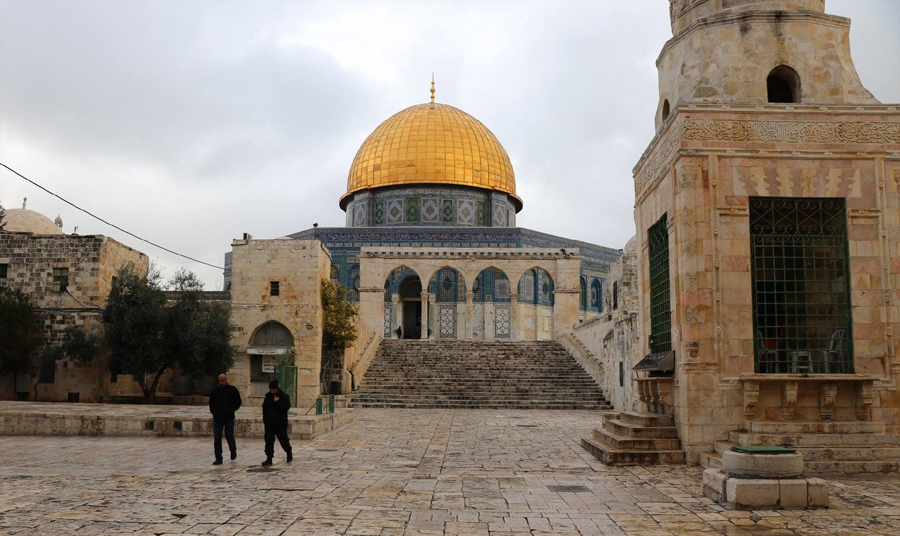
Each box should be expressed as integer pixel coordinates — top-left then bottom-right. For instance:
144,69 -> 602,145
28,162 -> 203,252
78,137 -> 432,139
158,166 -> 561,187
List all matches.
264,424 -> 292,457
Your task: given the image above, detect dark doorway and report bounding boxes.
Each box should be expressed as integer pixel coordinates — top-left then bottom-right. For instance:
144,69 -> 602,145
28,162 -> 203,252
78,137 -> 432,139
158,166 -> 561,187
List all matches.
403,301 -> 422,338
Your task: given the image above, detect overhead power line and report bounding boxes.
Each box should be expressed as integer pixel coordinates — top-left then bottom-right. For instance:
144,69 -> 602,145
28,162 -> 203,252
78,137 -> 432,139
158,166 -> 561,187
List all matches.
1,162 -> 224,270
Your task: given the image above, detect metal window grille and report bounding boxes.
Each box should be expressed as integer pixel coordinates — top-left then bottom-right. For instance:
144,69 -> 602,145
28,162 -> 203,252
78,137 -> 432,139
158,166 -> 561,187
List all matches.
52,268 -> 68,293
648,216 -> 671,353
750,197 -> 853,374
0,264 -> 7,288
270,281 -> 280,296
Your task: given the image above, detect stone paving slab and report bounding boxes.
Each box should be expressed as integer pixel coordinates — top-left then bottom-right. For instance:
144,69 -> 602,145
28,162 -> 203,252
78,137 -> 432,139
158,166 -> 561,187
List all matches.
0,408 -> 899,535
0,401 -> 352,440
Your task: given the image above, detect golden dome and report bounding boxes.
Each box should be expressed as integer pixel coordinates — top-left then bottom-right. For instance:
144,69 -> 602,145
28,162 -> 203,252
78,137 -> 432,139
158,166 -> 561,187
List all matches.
342,102 -> 521,210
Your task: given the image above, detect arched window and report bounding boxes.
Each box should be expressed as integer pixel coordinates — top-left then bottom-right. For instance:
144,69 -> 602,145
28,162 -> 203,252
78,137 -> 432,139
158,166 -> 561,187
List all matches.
662,99 -> 671,121
591,279 -> 602,312
613,281 -> 619,310
579,277 -> 587,310
767,65 -> 801,104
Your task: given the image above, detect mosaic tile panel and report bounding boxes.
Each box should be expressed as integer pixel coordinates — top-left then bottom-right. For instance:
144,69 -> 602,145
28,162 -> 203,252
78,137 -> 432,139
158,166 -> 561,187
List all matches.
458,200 -> 475,225
383,304 -> 392,336
495,305 -> 510,338
439,306 -> 456,338
405,198 -> 420,223
373,201 -> 385,225
353,204 -> 367,226
386,199 -> 403,224
493,204 -> 507,227
422,198 -> 439,223
476,201 -> 487,226
442,199 -> 455,223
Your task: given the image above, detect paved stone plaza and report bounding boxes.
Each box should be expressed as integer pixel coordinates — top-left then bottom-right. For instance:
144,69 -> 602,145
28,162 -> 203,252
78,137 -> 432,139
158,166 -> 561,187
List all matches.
1,408 -> 900,535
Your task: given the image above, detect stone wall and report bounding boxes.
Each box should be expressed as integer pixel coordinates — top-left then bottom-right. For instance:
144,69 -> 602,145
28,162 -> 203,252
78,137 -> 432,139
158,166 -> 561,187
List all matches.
571,236 -> 641,412
0,232 -> 148,402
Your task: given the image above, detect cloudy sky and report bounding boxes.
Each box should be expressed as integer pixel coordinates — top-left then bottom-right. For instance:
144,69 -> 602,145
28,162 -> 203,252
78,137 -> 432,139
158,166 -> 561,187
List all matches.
2,0 -> 898,289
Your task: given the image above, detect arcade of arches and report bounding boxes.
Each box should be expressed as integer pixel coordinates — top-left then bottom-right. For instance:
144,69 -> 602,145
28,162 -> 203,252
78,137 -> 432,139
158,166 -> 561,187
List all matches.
357,247 -> 583,341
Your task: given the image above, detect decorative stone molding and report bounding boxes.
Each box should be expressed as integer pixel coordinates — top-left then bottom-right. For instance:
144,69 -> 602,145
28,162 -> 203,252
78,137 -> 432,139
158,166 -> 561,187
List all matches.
635,377 -> 673,413
848,209 -> 881,220
858,382 -> 874,421
740,374 -> 880,423
683,119 -> 899,144
744,381 -> 760,420
783,381 -> 799,419
820,382 -> 838,421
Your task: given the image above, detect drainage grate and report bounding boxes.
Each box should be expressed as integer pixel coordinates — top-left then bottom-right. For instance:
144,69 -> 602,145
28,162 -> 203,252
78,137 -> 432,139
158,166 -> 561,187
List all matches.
516,424 -> 539,427
547,485 -> 590,493
246,467 -> 280,473
316,448 -> 339,452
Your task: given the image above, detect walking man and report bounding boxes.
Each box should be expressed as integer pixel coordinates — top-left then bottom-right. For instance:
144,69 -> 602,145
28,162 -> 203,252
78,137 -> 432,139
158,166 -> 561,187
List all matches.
209,373 -> 242,465
261,379 -> 292,466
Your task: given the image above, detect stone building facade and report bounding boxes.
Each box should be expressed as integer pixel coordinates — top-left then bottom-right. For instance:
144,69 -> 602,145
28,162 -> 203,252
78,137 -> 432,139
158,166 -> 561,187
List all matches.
0,209 -> 148,402
227,238 -> 331,409
624,0 -> 900,462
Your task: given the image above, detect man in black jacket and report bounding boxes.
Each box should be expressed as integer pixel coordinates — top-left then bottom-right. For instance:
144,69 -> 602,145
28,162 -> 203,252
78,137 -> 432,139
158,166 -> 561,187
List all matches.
208,373 -> 242,465
261,379 -> 292,466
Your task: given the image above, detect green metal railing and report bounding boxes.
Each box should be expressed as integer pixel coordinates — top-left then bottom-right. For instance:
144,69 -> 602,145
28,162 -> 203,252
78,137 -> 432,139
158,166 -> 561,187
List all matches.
750,197 -> 853,374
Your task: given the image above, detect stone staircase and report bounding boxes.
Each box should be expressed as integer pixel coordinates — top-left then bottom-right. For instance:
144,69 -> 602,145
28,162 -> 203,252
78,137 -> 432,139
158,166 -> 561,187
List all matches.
351,339 -> 612,409
700,421 -> 900,477
581,411 -> 686,465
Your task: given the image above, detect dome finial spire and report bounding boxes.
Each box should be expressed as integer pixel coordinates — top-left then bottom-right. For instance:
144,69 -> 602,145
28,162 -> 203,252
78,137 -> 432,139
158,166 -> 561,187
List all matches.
430,74 -> 435,103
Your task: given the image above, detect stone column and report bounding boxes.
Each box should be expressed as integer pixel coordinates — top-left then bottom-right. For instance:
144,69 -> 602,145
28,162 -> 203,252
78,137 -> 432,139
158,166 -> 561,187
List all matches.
465,291 -> 474,340
392,294 -> 401,338
420,291 -> 430,339
510,292 -> 519,340
428,294 -> 436,339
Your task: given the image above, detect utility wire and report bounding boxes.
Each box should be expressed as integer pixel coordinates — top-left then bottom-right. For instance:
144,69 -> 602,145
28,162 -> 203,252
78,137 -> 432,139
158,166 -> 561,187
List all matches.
1,162 -> 224,270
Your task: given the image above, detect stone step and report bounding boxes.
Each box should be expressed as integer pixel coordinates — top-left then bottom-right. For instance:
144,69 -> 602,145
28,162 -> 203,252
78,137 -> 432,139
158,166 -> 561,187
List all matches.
354,340 -> 608,410
590,429 -> 682,451
581,437 -> 686,465
354,401 -> 610,409
618,411 -> 675,428
605,420 -> 679,439
728,431 -> 900,448
746,421 -> 885,435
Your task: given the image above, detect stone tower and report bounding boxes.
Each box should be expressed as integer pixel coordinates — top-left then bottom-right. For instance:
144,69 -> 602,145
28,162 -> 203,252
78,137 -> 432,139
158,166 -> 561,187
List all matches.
656,0 -> 877,129
630,0 -> 900,464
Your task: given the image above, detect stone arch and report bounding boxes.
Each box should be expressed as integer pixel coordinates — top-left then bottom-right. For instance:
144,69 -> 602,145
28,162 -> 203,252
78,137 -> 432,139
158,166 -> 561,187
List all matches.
591,278 -> 602,312
518,268 -> 554,306
383,265 -> 424,339
579,276 -> 587,311
473,267 -> 511,303
428,266 -> 466,303
767,65 -> 801,104
248,321 -> 294,397
250,320 -> 294,347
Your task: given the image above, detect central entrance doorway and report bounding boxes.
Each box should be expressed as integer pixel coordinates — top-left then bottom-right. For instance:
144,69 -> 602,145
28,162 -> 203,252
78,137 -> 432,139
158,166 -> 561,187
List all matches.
399,277 -> 422,338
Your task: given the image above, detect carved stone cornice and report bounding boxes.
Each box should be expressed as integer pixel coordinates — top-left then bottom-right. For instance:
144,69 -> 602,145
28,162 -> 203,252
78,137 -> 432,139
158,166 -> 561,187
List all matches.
683,119 -> 900,145
633,110 -> 900,199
